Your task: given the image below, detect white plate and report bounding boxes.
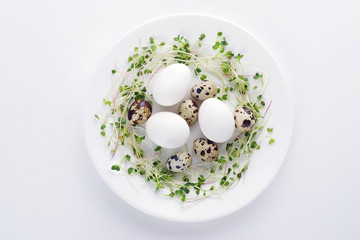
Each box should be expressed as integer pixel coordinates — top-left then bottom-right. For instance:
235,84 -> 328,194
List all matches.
83,13 -> 293,222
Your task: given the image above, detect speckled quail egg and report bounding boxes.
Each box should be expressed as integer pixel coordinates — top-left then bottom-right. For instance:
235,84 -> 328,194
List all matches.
233,106 -> 255,132
166,152 -> 192,172
128,99 -> 152,125
193,138 -> 219,162
178,99 -> 199,126
190,81 -> 217,101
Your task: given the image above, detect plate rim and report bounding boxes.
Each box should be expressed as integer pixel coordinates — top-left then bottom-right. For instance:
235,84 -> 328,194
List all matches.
83,12 -> 294,222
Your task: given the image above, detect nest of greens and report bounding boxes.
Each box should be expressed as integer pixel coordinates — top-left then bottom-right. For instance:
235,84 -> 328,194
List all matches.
96,33 -> 275,203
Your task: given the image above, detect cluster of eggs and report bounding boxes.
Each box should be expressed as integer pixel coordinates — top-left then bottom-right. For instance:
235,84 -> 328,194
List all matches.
127,63 -> 256,172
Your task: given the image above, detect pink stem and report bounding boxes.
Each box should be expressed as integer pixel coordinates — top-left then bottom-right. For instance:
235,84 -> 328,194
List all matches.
143,152 -> 160,160
111,143 -> 119,160
112,92 -> 118,103
203,181 -> 215,185
224,74 -> 254,77
148,65 -> 163,84
264,100 -> 273,117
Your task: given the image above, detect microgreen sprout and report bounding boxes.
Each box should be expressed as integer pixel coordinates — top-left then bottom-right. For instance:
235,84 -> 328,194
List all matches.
96,33 -> 274,203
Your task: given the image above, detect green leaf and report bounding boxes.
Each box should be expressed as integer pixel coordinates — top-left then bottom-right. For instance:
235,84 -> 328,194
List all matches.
225,51 -> 234,58
149,37 -> 154,44
220,40 -> 228,46
181,187 -> 190,194
154,146 -> 161,152
125,154 -> 131,161
135,94 -> 145,101
217,32 -> 222,37
199,33 -> 206,40
159,41 -> 165,46
175,189 -> 182,195
128,167 -> 134,174
254,72 -> 263,79
200,75 -> 207,80
234,53 -> 244,60
212,41 -> 220,50
267,128 -> 273,133
135,134 -> 143,144
111,69 -> 116,74
100,131 -> 105,136
269,139 -> 275,144
103,98 -> 112,106
94,114 -> 99,120
111,164 -> 120,171
100,124 -> 106,130
226,143 -> 231,151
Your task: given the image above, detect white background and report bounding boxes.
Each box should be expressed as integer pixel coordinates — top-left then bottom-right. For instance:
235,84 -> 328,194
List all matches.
1,0 -> 359,239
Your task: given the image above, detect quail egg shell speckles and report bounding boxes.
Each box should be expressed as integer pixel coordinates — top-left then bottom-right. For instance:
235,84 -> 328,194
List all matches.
190,81 -> 217,101
193,138 -> 219,162
127,99 -> 152,125
178,99 -> 199,126
166,152 -> 192,172
234,106 -> 255,132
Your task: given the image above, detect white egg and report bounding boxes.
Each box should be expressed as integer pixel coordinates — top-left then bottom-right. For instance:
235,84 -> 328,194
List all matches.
152,64 -> 192,106
146,112 -> 190,148
198,98 -> 235,143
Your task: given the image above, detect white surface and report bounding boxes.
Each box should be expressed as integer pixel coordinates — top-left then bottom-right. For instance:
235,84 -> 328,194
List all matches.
1,0 -> 360,239
83,14 -> 292,221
